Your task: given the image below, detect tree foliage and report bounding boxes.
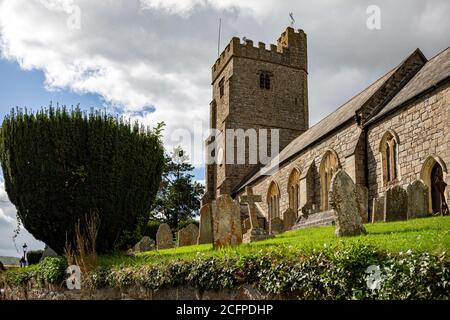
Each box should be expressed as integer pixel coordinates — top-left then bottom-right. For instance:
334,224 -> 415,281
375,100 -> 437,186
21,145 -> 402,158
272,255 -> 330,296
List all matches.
26,250 -> 44,265
151,147 -> 204,229
0,107 -> 165,254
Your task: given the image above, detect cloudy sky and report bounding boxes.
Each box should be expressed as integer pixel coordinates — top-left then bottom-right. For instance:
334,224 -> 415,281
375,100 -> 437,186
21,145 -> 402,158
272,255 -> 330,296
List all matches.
0,0 -> 449,257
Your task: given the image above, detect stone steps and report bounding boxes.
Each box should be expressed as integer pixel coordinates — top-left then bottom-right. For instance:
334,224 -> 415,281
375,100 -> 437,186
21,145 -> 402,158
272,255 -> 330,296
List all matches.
292,210 -> 335,230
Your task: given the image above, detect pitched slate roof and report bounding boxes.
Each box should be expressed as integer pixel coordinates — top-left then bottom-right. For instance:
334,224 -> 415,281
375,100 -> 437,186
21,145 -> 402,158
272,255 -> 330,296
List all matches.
368,46 -> 450,123
234,48 -> 434,193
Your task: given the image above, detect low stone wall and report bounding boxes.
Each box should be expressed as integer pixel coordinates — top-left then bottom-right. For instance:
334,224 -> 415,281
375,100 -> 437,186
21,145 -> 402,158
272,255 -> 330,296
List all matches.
1,284 -> 296,300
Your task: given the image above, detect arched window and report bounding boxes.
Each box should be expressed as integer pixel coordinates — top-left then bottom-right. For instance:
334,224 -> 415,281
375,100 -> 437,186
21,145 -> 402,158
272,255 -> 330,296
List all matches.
380,131 -> 399,185
267,181 -> 280,220
259,72 -> 271,90
287,168 -> 300,216
319,150 -> 340,211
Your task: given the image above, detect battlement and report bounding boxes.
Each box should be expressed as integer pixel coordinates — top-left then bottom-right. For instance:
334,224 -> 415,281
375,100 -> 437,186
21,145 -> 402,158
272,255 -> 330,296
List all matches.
212,27 -> 307,83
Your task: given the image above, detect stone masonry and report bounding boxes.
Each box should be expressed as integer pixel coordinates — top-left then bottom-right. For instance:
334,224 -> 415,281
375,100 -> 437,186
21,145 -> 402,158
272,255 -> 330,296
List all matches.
204,26 -> 450,229
205,27 -> 309,197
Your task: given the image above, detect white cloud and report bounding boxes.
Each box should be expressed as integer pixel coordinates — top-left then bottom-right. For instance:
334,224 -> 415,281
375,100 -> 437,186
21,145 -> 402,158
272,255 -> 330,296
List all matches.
0,0 -> 449,164
0,182 -> 45,257
0,208 -> 14,225
139,0 -> 267,17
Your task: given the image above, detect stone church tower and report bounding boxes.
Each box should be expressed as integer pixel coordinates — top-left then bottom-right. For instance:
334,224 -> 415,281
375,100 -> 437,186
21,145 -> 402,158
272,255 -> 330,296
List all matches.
205,27 -> 309,200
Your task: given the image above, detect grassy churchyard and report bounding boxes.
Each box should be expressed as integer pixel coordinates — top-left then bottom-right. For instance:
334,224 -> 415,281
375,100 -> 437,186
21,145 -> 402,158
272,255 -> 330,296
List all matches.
2,215 -> 449,300
98,216 -> 450,267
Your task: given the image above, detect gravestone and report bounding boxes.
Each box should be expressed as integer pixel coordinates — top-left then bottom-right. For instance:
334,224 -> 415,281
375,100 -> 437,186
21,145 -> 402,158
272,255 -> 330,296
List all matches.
283,208 -> 296,231
329,170 -> 366,237
384,185 -> 408,222
197,203 -> 213,244
269,217 -> 284,234
178,224 -> 199,247
156,223 -> 174,250
213,194 -> 243,248
242,218 -> 251,234
239,186 -> 271,243
407,180 -> 429,219
355,184 -> 369,223
134,236 -> 155,253
371,196 -> 385,223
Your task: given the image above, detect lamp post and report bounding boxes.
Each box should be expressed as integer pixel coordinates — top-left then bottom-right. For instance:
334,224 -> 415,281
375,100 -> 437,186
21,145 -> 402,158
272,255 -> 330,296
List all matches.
22,243 -> 28,268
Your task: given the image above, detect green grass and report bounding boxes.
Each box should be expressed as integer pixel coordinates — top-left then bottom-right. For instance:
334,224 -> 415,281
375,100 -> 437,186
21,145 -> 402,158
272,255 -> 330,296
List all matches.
97,216 -> 450,268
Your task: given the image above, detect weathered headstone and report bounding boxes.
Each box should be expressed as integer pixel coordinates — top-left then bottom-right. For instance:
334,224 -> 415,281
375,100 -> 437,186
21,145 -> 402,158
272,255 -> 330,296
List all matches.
213,194 -> 243,248
239,186 -> 271,243
134,236 -> 155,253
178,224 -> 199,247
407,180 -> 429,219
329,170 -> 366,237
283,208 -> 296,231
384,185 -> 408,222
269,217 -> 284,234
197,203 -> 213,245
371,196 -> 385,223
156,223 -> 174,250
355,184 -> 369,223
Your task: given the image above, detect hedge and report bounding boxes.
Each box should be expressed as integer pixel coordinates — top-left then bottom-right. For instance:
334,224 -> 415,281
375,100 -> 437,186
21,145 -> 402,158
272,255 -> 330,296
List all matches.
2,245 -> 449,299
26,250 -> 44,265
0,107 -> 165,253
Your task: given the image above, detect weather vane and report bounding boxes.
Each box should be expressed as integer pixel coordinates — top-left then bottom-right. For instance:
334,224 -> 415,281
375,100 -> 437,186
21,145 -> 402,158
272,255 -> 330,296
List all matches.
289,12 -> 295,27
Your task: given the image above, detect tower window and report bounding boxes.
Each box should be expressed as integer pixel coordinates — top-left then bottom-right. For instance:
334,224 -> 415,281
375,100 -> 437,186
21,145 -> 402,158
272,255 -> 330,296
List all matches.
219,78 -> 225,97
259,72 -> 271,90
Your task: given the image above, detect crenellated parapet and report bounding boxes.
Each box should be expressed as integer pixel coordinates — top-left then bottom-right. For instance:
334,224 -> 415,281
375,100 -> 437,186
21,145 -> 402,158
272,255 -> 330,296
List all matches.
212,27 -> 307,83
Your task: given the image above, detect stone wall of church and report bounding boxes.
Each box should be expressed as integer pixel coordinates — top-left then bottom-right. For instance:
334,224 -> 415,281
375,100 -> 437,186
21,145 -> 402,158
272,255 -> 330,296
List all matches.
366,81 -> 450,211
242,121 -> 365,219
208,28 -> 310,197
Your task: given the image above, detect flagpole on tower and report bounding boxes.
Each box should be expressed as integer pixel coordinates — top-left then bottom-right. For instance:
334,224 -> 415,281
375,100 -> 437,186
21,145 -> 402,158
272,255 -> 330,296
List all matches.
217,18 -> 222,58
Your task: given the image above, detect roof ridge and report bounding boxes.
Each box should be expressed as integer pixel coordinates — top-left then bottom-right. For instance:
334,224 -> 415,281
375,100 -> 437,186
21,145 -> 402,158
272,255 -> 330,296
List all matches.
234,47 -> 430,193
424,45 -> 450,63
291,47 -> 423,141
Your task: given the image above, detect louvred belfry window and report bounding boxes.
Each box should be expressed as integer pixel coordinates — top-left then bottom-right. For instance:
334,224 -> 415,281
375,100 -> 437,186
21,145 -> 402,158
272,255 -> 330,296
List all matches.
259,72 -> 271,90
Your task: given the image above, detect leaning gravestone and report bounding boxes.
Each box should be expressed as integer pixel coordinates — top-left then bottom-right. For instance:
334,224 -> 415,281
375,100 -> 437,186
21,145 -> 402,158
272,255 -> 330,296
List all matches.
329,170 -> 366,237
213,194 -> 243,248
178,224 -> 199,247
134,236 -> 155,253
156,223 -> 174,250
283,208 -> 296,231
269,217 -> 284,234
384,185 -> 408,222
197,203 -> 214,245
407,180 -> 429,219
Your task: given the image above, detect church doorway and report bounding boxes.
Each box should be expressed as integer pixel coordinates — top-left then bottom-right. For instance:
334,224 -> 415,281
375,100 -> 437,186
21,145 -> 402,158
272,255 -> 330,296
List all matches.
431,163 -> 442,213
421,156 -> 448,214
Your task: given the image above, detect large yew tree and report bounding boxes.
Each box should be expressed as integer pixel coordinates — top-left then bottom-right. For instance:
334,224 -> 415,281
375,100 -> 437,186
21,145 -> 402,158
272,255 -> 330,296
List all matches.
0,107 -> 165,254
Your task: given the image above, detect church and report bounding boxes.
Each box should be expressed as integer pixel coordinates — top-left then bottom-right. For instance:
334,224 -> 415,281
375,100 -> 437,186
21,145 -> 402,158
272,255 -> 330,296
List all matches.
204,27 -> 450,230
